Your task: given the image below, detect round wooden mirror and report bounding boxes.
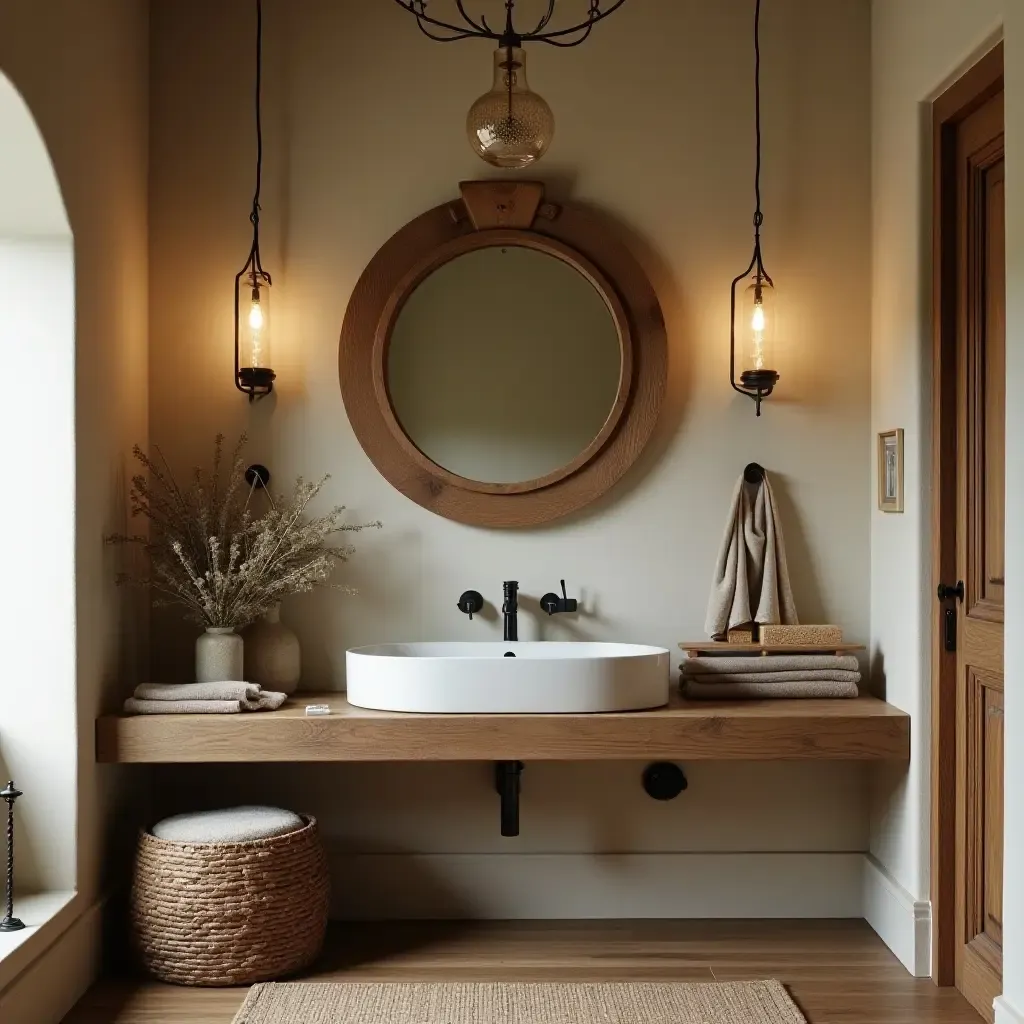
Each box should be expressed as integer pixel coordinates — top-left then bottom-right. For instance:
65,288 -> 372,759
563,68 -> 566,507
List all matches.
340,181 -> 666,528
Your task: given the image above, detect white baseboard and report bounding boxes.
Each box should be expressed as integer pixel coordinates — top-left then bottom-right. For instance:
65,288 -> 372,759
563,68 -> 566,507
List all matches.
995,997 -> 1024,1024
862,855 -> 931,977
0,897 -> 103,1024
327,850 -> 864,920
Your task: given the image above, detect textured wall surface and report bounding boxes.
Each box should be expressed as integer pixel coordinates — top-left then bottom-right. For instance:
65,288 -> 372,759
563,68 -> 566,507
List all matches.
148,0 -> 872,915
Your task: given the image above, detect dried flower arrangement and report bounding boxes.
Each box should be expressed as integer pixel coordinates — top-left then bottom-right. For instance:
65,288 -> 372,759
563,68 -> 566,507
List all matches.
107,435 -> 380,628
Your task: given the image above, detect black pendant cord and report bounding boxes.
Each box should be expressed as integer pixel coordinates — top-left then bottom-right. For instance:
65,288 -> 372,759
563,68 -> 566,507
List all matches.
730,0 -> 776,415
234,0 -> 273,400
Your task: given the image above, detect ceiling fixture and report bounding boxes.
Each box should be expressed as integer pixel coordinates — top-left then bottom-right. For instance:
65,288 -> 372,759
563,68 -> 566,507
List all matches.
234,0 -> 276,401
729,0 -> 779,417
392,0 -> 629,168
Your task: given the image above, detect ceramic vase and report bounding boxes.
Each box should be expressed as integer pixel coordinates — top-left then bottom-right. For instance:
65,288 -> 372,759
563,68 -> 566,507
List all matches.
241,604 -> 301,694
195,627 -> 244,683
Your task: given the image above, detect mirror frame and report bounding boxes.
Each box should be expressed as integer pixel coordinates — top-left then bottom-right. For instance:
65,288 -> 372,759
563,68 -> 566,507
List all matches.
340,181 -> 667,528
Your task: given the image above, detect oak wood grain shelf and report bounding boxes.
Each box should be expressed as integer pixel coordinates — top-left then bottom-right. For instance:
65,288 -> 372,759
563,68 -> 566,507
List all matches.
96,692 -> 909,764
679,642 -> 866,654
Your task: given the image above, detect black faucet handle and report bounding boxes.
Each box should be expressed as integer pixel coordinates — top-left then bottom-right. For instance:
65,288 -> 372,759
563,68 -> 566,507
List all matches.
540,579 -> 578,615
457,590 -> 484,620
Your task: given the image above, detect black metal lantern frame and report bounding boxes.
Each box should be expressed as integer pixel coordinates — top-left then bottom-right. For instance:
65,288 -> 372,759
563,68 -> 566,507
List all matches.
390,0 -> 629,47
235,0 -> 276,402
729,0 -> 779,417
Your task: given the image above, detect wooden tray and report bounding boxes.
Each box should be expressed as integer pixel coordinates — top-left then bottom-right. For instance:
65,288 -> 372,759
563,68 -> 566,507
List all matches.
679,642 -> 865,657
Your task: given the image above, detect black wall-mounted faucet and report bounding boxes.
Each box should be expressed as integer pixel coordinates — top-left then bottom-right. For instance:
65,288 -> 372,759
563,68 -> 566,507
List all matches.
540,580 -> 578,616
457,590 -> 484,620
502,581 -> 519,641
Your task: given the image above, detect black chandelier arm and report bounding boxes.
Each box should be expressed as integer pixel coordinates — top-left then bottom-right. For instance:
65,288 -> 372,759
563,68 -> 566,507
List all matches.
391,0 -> 500,40
536,20 -> 595,47
531,0 -> 557,36
455,0 -> 490,34
391,0 -> 628,44
531,0 -> 628,41
415,20 -> 480,42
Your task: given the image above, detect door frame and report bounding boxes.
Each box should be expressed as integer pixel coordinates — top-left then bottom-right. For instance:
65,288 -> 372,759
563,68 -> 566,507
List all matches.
930,40 -> 1003,986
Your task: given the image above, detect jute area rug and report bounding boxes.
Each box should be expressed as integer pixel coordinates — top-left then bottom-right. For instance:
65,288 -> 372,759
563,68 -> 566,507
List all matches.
231,981 -> 807,1023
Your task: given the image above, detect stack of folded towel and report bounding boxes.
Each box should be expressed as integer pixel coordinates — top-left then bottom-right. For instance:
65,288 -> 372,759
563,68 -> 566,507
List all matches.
680,654 -> 861,700
123,682 -> 289,715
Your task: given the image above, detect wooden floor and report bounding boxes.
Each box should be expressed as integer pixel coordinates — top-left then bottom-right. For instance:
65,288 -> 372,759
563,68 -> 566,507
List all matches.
63,920 -> 981,1024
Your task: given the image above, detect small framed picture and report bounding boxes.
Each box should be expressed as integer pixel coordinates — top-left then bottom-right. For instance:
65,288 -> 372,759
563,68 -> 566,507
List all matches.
877,428 -> 904,513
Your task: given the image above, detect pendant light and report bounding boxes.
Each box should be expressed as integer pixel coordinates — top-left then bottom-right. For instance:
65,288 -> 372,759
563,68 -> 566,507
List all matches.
234,0 -> 276,401
729,0 -> 779,416
392,0 -> 628,168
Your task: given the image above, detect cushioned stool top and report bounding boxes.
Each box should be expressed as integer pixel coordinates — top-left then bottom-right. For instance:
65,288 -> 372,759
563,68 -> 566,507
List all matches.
151,806 -> 304,844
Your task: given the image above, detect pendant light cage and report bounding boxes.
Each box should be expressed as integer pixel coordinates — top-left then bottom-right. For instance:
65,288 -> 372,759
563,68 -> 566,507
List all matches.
730,0 -> 779,417
235,0 -> 276,401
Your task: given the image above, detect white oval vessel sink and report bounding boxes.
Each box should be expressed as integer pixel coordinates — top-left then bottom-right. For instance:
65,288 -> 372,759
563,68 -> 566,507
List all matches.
346,642 -> 670,714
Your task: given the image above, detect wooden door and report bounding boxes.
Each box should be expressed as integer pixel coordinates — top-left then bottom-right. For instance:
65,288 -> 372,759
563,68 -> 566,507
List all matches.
950,86 -> 1005,1022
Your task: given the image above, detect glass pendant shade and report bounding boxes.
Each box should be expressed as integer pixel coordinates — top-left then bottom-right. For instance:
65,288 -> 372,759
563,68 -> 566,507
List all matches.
237,269 -> 276,393
736,271 -> 777,378
466,47 -> 554,168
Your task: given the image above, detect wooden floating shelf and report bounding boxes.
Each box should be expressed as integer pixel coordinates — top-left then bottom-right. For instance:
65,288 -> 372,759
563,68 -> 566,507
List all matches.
96,692 -> 908,764
679,642 -> 866,656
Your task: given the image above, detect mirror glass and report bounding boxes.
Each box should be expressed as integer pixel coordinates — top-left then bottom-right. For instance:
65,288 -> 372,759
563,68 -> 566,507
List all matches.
387,245 -> 622,485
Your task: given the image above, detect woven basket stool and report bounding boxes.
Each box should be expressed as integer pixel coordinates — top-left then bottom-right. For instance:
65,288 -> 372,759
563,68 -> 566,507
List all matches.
131,811 -> 329,986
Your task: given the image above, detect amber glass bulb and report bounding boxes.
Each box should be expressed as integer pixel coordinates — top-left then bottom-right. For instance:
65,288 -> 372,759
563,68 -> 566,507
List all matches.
738,272 -> 777,374
466,46 -> 554,169
242,271 -> 272,371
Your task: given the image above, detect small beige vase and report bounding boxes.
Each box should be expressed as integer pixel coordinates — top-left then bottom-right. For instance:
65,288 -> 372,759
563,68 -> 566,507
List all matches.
195,627 -> 243,683
242,604 -> 301,694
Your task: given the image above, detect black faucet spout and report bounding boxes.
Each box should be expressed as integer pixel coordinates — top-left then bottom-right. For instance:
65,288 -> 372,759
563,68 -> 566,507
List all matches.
502,580 -> 519,642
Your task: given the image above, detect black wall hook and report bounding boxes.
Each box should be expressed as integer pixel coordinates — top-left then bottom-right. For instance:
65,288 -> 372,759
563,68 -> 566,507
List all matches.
245,464 -> 271,489
743,462 -> 765,484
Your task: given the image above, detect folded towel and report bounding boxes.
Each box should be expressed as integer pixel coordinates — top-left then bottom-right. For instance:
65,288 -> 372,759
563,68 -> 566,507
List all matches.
124,698 -> 249,715
682,655 -> 860,675
124,686 -> 288,715
134,682 -> 286,710
679,669 -> 861,684
704,471 -> 798,640
683,679 -> 859,700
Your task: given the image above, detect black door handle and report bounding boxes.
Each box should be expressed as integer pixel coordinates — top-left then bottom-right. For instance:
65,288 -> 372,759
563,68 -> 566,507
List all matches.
937,580 -> 964,602
944,607 -> 957,652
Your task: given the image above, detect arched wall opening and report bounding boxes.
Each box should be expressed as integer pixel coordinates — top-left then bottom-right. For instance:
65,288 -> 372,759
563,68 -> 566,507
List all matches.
0,71 -> 76,899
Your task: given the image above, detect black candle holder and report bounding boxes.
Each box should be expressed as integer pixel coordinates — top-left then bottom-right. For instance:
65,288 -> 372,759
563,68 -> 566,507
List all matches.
0,781 -> 24,932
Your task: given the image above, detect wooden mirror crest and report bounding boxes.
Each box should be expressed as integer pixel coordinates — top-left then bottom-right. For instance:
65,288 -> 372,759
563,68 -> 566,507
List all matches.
339,181 -> 667,528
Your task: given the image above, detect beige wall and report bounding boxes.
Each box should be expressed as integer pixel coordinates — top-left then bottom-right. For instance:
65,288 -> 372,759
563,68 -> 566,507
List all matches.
872,0 -> 1024,1010
148,0 -> 873,916
0,1 -> 149,1020
869,0 -> 1002,906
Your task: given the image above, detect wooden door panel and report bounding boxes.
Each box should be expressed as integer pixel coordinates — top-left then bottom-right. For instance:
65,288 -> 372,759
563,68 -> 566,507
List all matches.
961,669 -> 1004,954
982,165 -> 1005,609
953,88 -> 1004,1022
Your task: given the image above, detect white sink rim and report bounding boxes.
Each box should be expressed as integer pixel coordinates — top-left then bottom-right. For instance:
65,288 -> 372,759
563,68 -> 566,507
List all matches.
346,641 -> 671,715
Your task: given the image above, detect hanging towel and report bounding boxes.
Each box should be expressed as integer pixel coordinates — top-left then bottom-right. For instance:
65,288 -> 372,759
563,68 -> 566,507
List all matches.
683,679 -> 859,700
682,654 -> 859,676
704,470 -> 798,640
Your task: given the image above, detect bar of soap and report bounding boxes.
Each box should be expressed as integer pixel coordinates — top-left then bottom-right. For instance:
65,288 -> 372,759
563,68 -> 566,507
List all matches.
304,704 -> 331,716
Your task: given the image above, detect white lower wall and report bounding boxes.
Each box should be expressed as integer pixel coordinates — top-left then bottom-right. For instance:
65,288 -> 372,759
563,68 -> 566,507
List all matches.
862,854 -> 931,977
329,852 -> 864,921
